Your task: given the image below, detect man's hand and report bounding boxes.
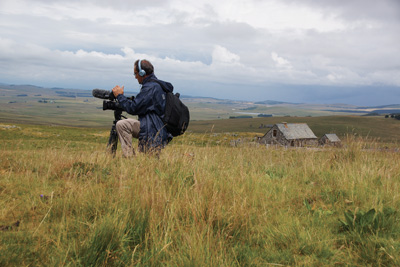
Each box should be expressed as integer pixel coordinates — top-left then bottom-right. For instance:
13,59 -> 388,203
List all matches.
112,85 -> 124,98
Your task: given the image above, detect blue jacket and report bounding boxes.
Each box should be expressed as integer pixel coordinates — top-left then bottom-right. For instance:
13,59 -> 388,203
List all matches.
117,73 -> 173,151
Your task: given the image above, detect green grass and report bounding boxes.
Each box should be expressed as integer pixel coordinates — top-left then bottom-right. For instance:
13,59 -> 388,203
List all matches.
1,123 -> 400,266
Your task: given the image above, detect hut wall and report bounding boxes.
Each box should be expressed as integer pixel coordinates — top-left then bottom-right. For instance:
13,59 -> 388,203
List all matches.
260,125 -> 287,146
319,136 -> 328,146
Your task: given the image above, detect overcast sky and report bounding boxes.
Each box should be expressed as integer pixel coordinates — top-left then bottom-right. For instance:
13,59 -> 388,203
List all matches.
1,0 -> 399,105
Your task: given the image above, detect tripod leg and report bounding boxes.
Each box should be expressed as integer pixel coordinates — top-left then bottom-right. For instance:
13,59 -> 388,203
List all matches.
107,124 -> 118,156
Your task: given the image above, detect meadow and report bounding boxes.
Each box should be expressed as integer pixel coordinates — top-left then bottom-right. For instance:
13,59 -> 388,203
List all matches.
1,123 -> 400,266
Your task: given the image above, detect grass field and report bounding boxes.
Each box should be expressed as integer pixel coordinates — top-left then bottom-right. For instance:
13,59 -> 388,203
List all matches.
1,123 -> 400,266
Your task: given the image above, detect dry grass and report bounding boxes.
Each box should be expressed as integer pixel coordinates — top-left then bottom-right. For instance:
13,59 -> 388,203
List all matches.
1,125 -> 400,266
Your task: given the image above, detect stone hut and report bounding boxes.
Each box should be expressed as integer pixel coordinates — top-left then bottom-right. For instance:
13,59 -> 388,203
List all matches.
319,134 -> 341,147
259,122 -> 318,147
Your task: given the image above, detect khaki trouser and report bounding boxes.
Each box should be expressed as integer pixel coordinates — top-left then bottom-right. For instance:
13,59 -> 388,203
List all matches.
116,118 -> 140,157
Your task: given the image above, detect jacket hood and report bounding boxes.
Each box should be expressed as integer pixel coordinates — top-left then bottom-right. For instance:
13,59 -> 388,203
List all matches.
144,73 -> 174,93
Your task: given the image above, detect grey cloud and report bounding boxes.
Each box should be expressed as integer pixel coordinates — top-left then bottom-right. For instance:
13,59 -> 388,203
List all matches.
204,21 -> 257,43
0,0 -> 399,105
24,0 -> 169,10
281,0 -> 400,22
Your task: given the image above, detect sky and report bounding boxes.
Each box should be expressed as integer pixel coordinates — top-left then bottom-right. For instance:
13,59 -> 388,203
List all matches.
1,0 -> 400,106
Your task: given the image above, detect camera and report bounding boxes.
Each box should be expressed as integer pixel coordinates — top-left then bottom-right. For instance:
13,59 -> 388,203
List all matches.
92,89 -> 119,110
102,100 -> 120,111
92,89 -> 134,111
92,88 -> 122,111
92,88 -> 132,155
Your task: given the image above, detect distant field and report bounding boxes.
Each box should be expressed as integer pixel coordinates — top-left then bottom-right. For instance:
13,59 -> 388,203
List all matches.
1,84 -> 400,143
4,84 -> 400,124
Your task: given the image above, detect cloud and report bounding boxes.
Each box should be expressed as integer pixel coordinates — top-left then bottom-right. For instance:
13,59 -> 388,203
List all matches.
287,0 -> 400,23
0,0 -> 399,105
271,52 -> 292,69
212,45 -> 240,65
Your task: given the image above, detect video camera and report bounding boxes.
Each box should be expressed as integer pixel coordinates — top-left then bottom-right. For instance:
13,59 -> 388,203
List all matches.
92,88 -> 134,155
92,89 -> 120,110
92,89 -> 135,110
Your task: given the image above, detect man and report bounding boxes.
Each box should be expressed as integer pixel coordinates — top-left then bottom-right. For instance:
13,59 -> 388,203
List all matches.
112,59 -> 173,157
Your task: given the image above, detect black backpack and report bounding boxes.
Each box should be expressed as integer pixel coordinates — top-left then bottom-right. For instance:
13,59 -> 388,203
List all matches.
153,80 -> 190,137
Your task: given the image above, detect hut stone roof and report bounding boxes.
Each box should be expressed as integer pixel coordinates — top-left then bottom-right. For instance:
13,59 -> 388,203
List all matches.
276,123 -> 317,140
323,134 -> 341,142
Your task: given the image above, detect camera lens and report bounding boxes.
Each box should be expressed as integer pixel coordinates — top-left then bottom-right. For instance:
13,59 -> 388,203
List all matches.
103,100 -> 120,110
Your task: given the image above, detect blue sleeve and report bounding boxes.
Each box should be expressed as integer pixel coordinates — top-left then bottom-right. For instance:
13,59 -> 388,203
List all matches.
117,83 -> 165,116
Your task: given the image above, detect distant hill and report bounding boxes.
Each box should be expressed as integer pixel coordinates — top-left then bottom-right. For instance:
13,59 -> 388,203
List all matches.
1,82 -> 400,123
254,100 -> 292,105
356,104 -> 400,109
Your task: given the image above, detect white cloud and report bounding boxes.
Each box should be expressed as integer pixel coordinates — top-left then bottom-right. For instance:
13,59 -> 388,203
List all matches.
212,45 -> 240,65
271,52 -> 292,69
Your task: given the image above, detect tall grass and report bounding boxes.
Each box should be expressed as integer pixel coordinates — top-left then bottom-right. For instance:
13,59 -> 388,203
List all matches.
1,125 -> 400,266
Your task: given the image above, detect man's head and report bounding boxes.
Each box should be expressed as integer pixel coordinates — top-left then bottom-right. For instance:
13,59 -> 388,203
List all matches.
134,59 -> 154,84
